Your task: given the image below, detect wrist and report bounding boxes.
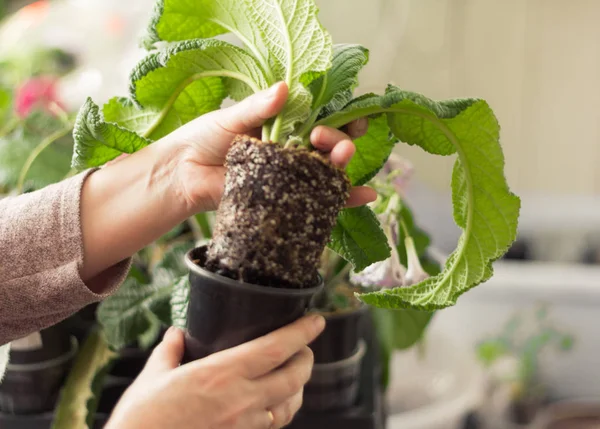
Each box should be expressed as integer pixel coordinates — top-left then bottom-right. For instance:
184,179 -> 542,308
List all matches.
79,139 -> 192,280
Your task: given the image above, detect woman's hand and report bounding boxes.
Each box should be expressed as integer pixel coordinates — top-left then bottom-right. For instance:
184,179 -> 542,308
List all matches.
106,314 -> 325,429
164,82 -> 375,212
80,83 -> 375,285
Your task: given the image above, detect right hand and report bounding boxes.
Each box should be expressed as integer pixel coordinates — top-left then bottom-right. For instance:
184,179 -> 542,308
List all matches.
105,314 -> 326,429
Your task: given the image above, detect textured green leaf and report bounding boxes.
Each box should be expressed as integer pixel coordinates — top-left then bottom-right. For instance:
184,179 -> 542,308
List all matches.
97,277 -> 172,350
170,276 -> 190,329
130,39 -> 259,139
346,115 -> 395,186
316,88 -> 520,310
72,98 -> 151,170
97,242 -> 190,348
310,44 -> 369,117
329,206 -> 391,272
145,0 -> 333,140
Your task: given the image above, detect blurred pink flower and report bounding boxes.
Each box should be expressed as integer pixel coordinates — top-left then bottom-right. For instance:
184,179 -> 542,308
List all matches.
15,76 -> 64,118
384,153 -> 414,197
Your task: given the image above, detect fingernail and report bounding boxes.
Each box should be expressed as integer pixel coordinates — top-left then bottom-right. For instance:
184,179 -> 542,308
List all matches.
266,82 -> 281,99
165,326 -> 177,336
311,314 -> 326,332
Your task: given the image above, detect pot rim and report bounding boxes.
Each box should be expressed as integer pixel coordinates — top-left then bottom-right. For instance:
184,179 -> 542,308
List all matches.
311,339 -> 367,371
6,336 -> 77,372
317,302 -> 369,320
185,247 -> 323,297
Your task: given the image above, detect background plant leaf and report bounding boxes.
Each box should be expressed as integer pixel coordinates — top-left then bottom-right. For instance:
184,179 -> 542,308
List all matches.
72,98 -> 151,170
329,206 -> 391,272
0,112 -> 72,191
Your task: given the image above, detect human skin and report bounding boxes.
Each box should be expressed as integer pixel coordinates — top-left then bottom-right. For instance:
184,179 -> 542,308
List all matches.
78,82 -> 376,291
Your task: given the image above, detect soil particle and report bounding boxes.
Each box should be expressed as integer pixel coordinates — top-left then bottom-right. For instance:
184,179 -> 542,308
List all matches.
205,135 -> 350,289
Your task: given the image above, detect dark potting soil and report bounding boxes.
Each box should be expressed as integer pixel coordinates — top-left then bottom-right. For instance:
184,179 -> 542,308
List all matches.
206,136 -> 350,289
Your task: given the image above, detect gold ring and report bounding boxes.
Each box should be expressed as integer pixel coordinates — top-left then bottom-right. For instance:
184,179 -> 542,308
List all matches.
267,410 -> 274,428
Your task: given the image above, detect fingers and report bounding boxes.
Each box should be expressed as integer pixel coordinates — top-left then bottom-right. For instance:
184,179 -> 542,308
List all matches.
269,390 -> 303,429
142,327 -> 185,374
344,118 -> 369,139
346,186 -> 378,208
215,314 -> 325,379
310,126 -> 351,152
257,346 -> 313,407
310,126 -> 356,169
211,82 -> 288,136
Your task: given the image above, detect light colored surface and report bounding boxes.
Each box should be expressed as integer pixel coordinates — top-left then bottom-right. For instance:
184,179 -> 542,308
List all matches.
430,260 -> 600,399
0,343 -> 9,382
386,331 -> 485,429
319,0 -> 600,196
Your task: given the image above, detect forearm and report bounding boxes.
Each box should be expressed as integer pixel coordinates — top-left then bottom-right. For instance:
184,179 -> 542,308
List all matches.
80,139 -> 191,285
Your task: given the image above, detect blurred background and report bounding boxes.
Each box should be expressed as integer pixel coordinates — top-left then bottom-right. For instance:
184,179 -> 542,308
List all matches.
2,0 -> 600,428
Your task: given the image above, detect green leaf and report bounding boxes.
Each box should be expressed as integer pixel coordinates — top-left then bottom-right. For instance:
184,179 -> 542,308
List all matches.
72,98 -> 151,170
317,88 -> 520,310
170,276 -> 190,329
97,277 -> 172,350
310,44 -> 369,118
329,206 -> 391,272
346,115 -> 395,186
130,39 -> 259,139
51,329 -> 116,429
0,113 -> 72,191
146,0 -> 333,140
372,307 -> 433,350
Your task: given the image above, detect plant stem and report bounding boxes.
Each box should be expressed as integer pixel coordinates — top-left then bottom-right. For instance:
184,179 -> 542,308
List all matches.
269,115 -> 283,143
187,216 -> 204,245
262,126 -> 271,142
326,262 -> 352,289
295,106 -> 322,140
194,213 -> 212,238
16,126 -> 72,193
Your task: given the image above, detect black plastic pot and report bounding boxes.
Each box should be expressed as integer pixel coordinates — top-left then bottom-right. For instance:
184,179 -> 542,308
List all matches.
303,305 -> 368,412
7,325 -> 72,365
0,335 -> 77,415
96,376 -> 134,416
183,246 -> 323,361
310,305 -> 368,364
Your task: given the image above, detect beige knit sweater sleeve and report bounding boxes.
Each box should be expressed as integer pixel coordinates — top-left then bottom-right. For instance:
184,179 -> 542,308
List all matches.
0,170 -> 130,345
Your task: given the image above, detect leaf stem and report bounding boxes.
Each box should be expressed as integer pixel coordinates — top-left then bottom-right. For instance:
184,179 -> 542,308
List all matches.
295,74 -> 328,139
187,216 -> 204,245
326,262 -> 352,289
16,126 -> 72,193
269,116 -> 284,143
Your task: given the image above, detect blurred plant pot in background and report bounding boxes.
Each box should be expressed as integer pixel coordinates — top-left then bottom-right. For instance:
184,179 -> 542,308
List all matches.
532,400 -> 600,429
303,305 -> 368,412
0,326 -> 77,414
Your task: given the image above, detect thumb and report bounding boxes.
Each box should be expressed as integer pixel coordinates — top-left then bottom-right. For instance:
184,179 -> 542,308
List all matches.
142,327 -> 185,374
212,82 -> 288,135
